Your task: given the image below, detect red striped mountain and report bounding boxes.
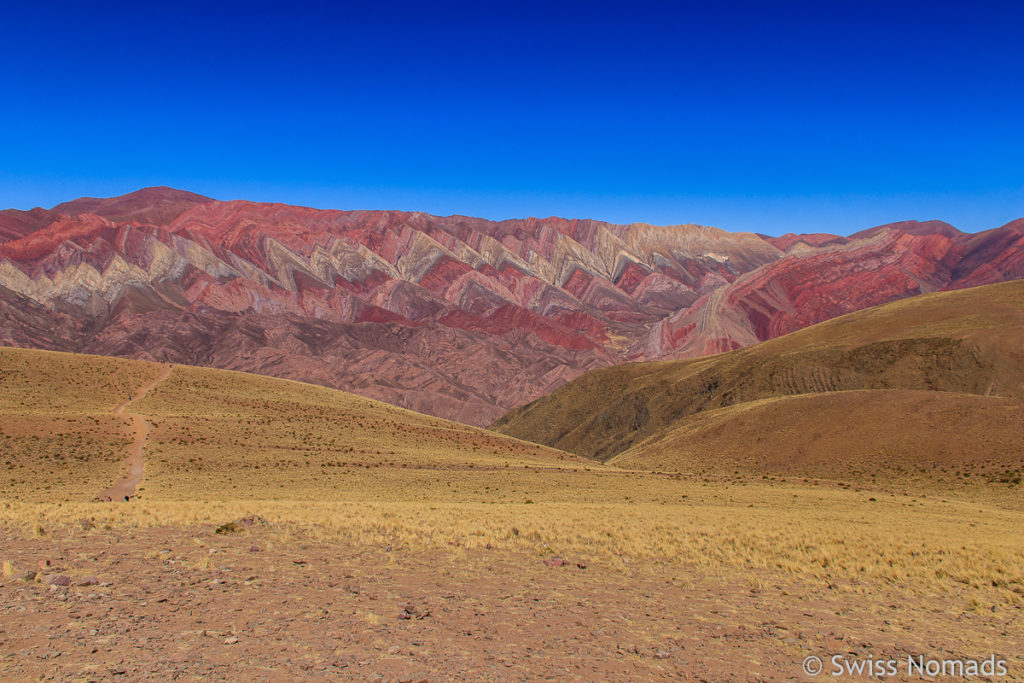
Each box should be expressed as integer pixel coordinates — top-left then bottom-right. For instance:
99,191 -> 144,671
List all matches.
1,188 -> 1022,424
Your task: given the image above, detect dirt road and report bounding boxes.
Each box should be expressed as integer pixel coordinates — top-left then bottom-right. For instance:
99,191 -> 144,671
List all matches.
97,365 -> 172,501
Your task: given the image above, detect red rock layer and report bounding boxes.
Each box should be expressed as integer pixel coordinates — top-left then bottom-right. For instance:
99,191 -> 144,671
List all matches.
1,188 -> 1022,424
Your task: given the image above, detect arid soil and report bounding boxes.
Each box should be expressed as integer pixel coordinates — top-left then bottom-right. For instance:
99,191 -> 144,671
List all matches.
1,525 -> 1021,682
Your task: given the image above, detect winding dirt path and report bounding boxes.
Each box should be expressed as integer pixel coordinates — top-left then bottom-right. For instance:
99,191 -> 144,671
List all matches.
98,364 -> 172,501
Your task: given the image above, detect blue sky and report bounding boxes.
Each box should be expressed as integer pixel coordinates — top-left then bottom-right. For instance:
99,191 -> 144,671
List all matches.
1,1 -> 1022,235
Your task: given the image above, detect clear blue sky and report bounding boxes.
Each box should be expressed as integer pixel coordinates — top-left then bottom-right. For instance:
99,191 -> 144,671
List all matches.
2,1 -> 1022,235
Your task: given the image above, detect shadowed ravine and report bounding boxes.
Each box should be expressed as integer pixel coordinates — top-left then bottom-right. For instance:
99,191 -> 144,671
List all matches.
97,364 -> 172,501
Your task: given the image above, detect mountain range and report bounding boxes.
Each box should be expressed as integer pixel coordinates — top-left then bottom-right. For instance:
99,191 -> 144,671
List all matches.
1,187 -> 1022,425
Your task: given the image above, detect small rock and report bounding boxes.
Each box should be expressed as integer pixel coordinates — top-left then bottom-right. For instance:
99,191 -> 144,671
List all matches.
654,650 -> 671,660
387,645 -> 401,655
239,515 -> 268,528
19,570 -> 37,582
37,560 -> 51,570
576,561 -> 587,570
249,545 -> 261,553
77,576 -> 100,587
544,557 -> 565,568
223,636 -> 239,645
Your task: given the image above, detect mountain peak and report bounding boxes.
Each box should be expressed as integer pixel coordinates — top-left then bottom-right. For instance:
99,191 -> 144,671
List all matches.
52,186 -> 214,225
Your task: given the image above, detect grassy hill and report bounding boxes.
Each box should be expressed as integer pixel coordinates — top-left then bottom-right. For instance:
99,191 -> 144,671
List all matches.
492,280 -> 1024,496
610,390 -> 1024,490
0,346 -> 590,503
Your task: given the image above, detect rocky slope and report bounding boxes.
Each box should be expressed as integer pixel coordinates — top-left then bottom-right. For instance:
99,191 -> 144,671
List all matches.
1,188 -> 1022,424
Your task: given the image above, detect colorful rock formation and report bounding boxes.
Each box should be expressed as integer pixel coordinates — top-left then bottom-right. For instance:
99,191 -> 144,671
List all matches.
1,188 -> 1021,424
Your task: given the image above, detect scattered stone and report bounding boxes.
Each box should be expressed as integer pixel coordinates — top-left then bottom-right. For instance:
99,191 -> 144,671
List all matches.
77,576 -> 100,587
45,574 -> 71,587
397,602 -> 430,620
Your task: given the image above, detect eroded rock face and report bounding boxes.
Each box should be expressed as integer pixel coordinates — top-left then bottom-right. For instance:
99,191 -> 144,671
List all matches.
1,188 -> 1021,424
637,223 -> 975,359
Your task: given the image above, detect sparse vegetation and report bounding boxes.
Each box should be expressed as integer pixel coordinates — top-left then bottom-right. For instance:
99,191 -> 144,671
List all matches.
1,343 -> 1022,623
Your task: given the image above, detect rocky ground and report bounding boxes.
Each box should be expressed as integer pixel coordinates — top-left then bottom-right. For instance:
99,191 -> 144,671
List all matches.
2,523 -> 1020,681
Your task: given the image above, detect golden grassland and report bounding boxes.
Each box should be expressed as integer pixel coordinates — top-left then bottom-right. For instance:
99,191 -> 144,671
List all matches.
0,414 -> 131,500
0,346 -> 163,413
1,345 -> 1023,614
4,486 -> 1024,609
0,348 -> 161,499
129,360 -> 590,501
0,346 -> 587,503
610,389 -> 1024,507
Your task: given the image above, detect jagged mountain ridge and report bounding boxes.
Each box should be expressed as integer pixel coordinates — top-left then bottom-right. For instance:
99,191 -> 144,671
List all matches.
1,188 -> 1022,425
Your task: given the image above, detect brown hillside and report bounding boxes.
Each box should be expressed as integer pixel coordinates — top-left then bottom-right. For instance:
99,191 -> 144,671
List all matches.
610,390 -> 1024,502
0,346 -> 587,503
492,280 -> 1024,462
